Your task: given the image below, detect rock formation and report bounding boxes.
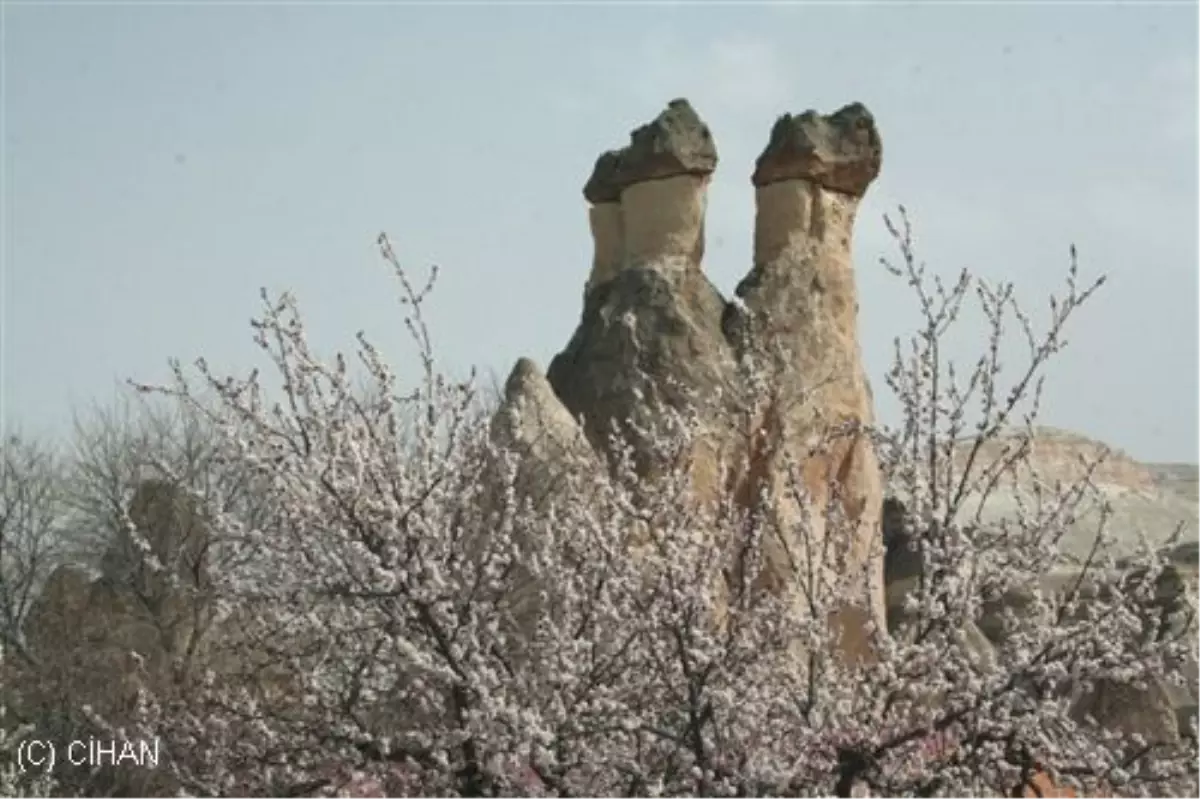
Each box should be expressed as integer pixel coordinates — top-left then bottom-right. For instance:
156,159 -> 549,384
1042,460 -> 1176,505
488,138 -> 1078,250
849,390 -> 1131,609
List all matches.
490,357 -> 601,505
102,478 -> 210,598
581,98 -> 718,292
882,430 -> 1200,743
23,479 -> 213,717
499,98 -> 888,646
556,98 -> 734,491
950,431 -> 1195,739
948,427 -> 1199,561
734,102 -> 886,628
488,358 -> 604,640
15,480 -> 216,795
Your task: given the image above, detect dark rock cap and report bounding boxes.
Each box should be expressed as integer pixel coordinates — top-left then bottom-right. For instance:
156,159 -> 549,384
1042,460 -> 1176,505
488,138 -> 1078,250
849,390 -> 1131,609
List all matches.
583,98 -> 718,203
583,150 -> 624,204
618,98 -> 717,187
752,102 -> 882,196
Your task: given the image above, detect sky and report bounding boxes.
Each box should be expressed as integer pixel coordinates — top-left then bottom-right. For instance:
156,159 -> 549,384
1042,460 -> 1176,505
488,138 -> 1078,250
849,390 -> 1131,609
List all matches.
2,0 -> 1197,464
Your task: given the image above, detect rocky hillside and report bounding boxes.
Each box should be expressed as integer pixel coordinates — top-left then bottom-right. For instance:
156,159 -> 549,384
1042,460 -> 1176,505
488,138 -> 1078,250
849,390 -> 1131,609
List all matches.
949,427 -> 1198,563
882,428 -> 1199,744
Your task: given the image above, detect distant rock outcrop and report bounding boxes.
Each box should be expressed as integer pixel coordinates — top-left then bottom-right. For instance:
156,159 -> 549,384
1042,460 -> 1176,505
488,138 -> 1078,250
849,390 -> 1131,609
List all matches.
949,428 -> 1198,561
498,98 -> 888,646
101,478 -> 210,604
23,480 -> 212,717
12,479 -> 218,793
882,429 -> 1199,743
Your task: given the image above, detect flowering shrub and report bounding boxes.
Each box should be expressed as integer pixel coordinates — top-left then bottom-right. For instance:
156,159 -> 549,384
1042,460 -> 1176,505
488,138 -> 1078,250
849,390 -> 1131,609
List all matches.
4,214 -> 1196,797
1,646 -> 56,797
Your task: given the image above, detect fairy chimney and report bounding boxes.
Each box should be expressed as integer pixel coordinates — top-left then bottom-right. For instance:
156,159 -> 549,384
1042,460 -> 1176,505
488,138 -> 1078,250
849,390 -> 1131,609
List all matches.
582,99 -> 718,293
736,102 -> 887,632
582,151 -> 624,295
498,99 -> 887,645
554,99 -> 735,488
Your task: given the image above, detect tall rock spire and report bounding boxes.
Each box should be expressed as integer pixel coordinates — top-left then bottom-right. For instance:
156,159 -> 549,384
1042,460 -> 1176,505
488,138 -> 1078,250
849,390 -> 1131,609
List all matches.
498,98 -> 887,653
739,103 -> 887,644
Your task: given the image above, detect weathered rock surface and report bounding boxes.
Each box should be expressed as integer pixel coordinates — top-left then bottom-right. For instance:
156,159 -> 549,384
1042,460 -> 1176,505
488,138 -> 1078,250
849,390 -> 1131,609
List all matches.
883,434 -> 1200,742
583,150 -> 623,205
613,98 -> 718,192
949,428 -> 1198,561
1071,677 -> 1182,746
558,100 -> 736,498
15,481 -> 223,793
10,478 -> 218,793
502,99 -> 888,649
882,496 -> 998,668
22,480 -> 212,717
101,478 -> 210,603
580,98 -> 719,296
587,202 -> 625,294
548,265 -> 735,474
751,103 -> 882,196
980,561 -> 1194,744
491,357 -> 600,505
25,568 -> 166,711
736,102 -> 888,627
581,99 -> 717,206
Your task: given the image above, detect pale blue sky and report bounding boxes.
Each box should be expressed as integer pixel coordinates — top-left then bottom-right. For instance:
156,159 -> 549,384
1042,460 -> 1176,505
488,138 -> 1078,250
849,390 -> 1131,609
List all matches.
3,1 -> 1197,462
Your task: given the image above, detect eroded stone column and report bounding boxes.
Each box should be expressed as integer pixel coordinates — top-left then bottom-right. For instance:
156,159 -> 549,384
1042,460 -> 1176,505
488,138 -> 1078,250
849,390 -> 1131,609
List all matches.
583,151 -> 624,294
581,98 -> 717,295
742,102 -> 880,409
736,103 -> 887,647
556,98 -> 733,510
621,174 -> 709,269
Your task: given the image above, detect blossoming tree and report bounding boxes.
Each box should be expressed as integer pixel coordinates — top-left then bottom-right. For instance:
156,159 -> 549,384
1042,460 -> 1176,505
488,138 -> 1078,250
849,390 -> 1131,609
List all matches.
5,216 -> 1196,797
